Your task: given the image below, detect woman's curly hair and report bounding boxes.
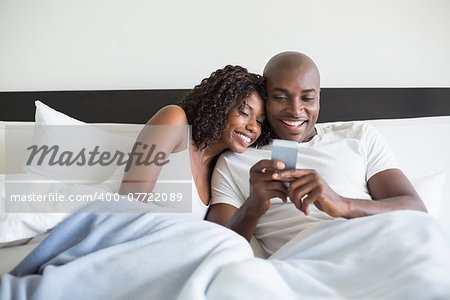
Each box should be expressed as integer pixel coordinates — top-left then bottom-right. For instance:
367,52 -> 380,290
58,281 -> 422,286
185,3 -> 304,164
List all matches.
178,65 -> 271,149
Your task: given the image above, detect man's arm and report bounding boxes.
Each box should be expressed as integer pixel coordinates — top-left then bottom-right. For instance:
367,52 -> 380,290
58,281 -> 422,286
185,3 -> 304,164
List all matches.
207,203 -> 258,242
275,168 -> 426,218
206,159 -> 287,241
275,123 -> 426,218
348,168 -> 426,217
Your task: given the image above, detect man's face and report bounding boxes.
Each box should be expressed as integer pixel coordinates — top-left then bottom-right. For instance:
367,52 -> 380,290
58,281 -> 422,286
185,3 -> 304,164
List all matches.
265,66 -> 320,143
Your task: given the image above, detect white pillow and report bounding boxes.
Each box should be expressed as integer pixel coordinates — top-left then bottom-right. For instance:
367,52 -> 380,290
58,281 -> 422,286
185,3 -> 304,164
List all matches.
34,100 -> 85,125
410,172 -> 446,219
21,101 -> 135,184
0,101 -> 137,244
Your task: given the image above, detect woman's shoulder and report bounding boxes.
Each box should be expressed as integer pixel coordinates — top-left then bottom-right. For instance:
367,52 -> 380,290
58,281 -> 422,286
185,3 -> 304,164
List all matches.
146,105 -> 189,126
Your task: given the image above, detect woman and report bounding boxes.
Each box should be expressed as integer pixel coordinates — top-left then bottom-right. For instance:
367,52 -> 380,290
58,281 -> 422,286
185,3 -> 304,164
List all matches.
119,65 -> 269,219
4,67 -> 269,298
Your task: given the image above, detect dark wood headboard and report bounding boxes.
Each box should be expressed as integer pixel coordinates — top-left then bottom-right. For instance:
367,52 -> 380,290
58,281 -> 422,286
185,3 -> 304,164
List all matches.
1,88 -> 450,123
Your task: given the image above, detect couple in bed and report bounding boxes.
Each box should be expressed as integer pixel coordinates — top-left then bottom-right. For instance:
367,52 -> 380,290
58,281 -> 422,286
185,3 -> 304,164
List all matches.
4,51 -> 450,299
122,51 -> 426,255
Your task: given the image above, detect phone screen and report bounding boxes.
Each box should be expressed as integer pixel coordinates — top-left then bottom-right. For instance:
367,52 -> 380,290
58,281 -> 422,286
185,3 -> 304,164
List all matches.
271,139 -> 298,187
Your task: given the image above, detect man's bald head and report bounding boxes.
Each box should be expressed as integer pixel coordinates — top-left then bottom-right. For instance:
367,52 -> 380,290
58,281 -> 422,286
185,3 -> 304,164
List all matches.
263,51 -> 320,86
263,51 -> 321,143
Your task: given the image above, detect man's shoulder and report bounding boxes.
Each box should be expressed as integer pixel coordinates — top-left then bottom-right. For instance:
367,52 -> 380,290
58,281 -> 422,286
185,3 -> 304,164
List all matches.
316,121 -> 371,139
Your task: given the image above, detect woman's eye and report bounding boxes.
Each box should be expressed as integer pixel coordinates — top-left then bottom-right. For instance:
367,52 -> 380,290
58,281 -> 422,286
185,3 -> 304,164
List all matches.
256,120 -> 263,126
238,110 -> 249,117
303,97 -> 314,101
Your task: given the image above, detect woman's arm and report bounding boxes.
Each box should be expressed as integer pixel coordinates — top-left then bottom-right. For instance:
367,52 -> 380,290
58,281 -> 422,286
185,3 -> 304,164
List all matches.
119,105 -> 189,198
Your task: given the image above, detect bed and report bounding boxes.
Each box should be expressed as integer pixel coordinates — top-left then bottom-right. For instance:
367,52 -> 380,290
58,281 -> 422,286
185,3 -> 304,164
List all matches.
1,88 -> 450,299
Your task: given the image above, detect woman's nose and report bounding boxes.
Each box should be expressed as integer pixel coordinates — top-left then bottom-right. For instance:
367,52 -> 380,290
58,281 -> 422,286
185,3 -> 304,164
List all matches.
246,118 -> 258,133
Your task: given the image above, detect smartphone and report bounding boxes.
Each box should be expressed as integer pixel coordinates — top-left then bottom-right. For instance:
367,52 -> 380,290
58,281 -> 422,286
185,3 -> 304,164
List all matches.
271,139 -> 298,187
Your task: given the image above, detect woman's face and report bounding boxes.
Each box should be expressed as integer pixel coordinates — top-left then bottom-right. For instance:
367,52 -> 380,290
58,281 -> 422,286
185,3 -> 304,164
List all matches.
218,92 -> 265,153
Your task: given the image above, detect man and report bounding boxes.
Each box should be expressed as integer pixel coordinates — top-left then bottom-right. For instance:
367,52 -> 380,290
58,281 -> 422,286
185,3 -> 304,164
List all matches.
206,51 -> 426,255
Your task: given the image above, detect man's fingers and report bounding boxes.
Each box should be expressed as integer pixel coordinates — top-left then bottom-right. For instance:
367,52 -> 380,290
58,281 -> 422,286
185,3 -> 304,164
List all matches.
270,192 -> 288,203
289,180 -> 317,203
290,195 -> 302,209
261,182 -> 288,202
251,159 -> 285,174
300,189 -> 320,215
251,160 -> 288,184
287,181 -> 319,215
264,181 -> 289,193
273,169 -> 316,180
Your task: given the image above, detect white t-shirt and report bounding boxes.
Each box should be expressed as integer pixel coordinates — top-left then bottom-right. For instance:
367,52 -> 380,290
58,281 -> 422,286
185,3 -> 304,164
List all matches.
211,122 -> 399,255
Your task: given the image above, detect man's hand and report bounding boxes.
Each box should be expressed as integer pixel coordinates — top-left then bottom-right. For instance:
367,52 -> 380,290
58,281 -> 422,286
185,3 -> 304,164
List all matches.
274,169 -> 350,217
207,159 -> 289,242
246,159 -> 289,217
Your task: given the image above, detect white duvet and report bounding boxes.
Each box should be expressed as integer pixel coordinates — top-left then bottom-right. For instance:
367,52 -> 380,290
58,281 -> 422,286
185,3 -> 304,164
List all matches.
201,211 -> 450,299
2,199 -> 449,299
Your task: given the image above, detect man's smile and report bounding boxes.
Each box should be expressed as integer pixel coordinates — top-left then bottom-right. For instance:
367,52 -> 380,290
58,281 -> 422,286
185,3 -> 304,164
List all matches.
279,119 -> 308,131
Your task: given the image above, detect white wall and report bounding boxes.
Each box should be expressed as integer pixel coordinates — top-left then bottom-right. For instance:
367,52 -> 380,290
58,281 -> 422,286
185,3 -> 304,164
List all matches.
0,0 -> 449,90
